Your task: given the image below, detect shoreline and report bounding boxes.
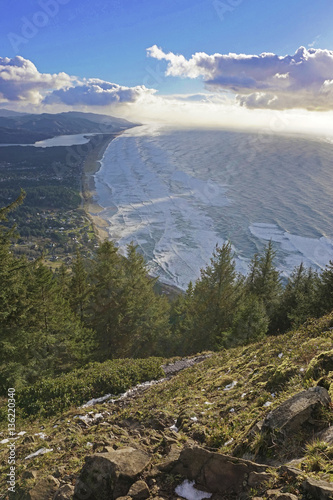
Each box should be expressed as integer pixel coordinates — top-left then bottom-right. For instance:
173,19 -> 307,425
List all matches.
81,131 -> 182,298
81,133 -> 120,241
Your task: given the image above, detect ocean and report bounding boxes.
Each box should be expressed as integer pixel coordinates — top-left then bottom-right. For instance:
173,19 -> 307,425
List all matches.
94,125 -> 333,290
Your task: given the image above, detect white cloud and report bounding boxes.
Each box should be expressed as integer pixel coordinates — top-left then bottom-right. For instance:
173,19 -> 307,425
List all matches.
0,56 -> 156,108
0,56 -> 72,104
44,78 -> 156,106
147,45 -> 333,110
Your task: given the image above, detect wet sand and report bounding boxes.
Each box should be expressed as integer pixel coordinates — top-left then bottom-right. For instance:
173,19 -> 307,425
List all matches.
81,133 -> 120,241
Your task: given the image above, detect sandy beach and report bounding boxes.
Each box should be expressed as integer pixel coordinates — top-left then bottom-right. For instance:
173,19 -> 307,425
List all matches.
81,133 -> 119,241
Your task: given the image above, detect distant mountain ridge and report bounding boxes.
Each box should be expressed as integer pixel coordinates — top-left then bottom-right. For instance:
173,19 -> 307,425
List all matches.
0,110 -> 139,144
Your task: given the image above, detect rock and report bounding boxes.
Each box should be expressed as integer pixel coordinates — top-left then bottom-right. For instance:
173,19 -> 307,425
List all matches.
54,484 -> 75,500
266,492 -> 298,500
172,446 -> 268,496
278,464 -> 303,480
127,480 -> 150,499
157,444 -> 181,472
22,470 -> 38,480
302,476 -> 333,500
74,447 -> 151,500
315,426 -> 333,445
266,491 -> 283,499
259,387 -> 330,456
248,471 -> 273,487
27,476 -> 60,500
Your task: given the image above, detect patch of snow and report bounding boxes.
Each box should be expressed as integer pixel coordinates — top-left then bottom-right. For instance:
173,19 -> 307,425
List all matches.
81,378 -> 166,408
190,416 -> 198,422
278,353 -> 283,358
300,368 -> 305,372
229,408 -> 235,413
175,480 -> 212,500
224,438 -> 234,446
34,432 -> 47,440
224,381 -> 237,391
204,402 -> 213,405
25,447 -> 53,460
17,431 -> 26,436
0,439 -> 9,444
263,401 -> 273,408
81,393 -> 113,408
170,424 -> 179,432
75,413 -> 103,425
241,393 -> 247,399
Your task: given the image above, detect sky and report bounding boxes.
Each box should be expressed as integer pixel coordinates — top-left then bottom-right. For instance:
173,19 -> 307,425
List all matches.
1,0 -> 333,133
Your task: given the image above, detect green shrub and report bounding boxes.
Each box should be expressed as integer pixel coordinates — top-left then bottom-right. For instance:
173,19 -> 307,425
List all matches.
16,357 -> 164,418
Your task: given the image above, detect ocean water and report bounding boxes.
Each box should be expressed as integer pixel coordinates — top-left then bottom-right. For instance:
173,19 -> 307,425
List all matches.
94,125 -> 333,290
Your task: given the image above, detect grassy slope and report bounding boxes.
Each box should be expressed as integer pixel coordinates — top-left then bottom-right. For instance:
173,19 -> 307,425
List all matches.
1,314 -> 333,497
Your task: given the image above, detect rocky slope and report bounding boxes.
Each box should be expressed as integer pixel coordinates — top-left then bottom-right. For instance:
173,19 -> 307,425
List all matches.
1,314 -> 333,500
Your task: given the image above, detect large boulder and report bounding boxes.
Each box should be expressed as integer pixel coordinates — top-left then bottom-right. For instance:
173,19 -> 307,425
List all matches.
258,386 -> 330,459
172,446 -> 269,496
74,447 -> 151,500
302,476 -> 333,500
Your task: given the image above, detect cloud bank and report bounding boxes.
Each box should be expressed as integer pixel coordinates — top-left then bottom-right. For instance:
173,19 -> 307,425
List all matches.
0,56 -> 72,103
0,56 -> 155,108
147,45 -> 333,110
44,78 -> 156,106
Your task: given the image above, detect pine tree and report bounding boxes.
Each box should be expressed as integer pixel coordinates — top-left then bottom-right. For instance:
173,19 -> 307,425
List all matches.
246,241 -> 282,330
189,242 -> 241,351
170,281 -> 196,355
24,261 -> 93,377
230,294 -> 269,345
88,241 -> 170,359
317,260 -> 333,315
87,240 -> 125,359
69,251 -> 90,323
275,263 -> 320,331
120,243 -> 170,357
0,191 -> 31,392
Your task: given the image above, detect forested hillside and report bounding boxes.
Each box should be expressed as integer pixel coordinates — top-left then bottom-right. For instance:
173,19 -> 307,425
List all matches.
1,193 -> 333,403
1,194 -> 333,499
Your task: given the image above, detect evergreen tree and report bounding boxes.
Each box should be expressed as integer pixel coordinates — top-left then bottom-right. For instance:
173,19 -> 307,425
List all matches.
275,263 -> 320,331
69,251 -> 90,323
230,294 -> 269,345
88,241 -> 170,359
170,281 -> 196,355
87,240 -> 125,359
120,243 -> 170,357
0,191 -> 31,392
188,242 -> 241,351
246,241 -> 282,330
318,260 -> 333,315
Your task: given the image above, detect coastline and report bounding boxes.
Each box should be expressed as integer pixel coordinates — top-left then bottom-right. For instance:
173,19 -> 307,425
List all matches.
81,133 -> 119,241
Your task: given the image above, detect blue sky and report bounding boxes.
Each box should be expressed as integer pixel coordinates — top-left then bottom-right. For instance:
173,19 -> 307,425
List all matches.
1,0 -> 333,131
2,0 -> 333,89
